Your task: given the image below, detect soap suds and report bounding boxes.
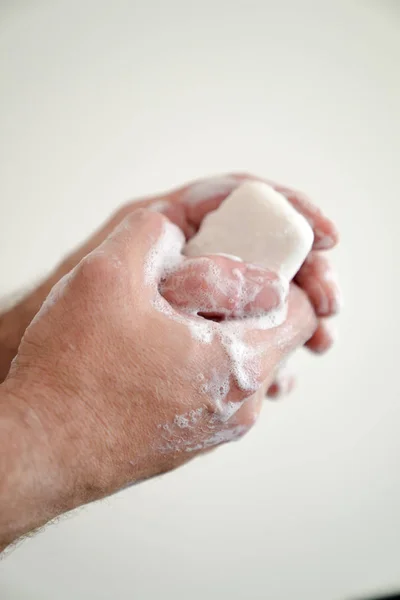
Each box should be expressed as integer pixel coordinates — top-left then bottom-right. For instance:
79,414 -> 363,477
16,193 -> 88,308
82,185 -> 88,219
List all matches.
173,408 -> 204,429
144,220 -> 185,286
158,409 -> 249,454
155,254 -> 288,418
144,219 -> 289,427
142,185 -> 299,453
160,256 -> 288,321
219,330 -> 262,394
199,367 -> 231,415
184,425 -> 249,452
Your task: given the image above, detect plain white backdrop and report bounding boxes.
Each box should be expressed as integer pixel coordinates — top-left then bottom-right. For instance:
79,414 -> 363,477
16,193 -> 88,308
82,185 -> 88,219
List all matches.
1,1 -> 399,599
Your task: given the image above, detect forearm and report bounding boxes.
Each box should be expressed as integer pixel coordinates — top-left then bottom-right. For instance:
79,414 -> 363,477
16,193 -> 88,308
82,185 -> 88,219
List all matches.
0,381 -> 78,552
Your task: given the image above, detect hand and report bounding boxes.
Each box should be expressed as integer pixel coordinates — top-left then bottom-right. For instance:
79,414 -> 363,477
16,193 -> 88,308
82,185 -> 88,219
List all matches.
0,173 -> 341,392
175,173 -> 341,397
1,209 -> 316,548
73,171 -> 341,396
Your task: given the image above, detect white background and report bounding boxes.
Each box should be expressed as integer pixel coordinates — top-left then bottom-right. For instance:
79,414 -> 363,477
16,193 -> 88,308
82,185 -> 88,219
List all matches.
1,1 -> 399,599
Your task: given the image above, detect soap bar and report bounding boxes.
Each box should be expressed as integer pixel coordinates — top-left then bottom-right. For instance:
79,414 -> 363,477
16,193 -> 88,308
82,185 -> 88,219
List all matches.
184,181 -> 314,280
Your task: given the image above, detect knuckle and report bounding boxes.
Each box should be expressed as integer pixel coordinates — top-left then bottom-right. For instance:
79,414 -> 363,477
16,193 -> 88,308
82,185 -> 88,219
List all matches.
113,199 -> 149,220
112,206 -> 166,237
77,251 -> 119,287
129,207 -> 165,229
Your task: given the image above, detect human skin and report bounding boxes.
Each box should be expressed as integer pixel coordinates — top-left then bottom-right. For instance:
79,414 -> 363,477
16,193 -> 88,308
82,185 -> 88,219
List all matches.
0,173 -> 341,388
0,174 -> 340,551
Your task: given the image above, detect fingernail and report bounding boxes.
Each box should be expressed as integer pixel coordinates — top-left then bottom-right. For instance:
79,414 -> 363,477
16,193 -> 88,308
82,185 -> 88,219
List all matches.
314,224 -> 339,250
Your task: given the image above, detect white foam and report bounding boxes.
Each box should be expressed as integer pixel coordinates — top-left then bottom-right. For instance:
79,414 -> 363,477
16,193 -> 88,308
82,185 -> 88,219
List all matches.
174,407 -> 204,429
144,220 -> 185,286
144,214 -> 290,435
154,274 -> 287,422
219,329 -> 261,394
200,367 -> 231,413
160,255 -> 288,321
212,400 -> 244,422
184,425 -> 248,452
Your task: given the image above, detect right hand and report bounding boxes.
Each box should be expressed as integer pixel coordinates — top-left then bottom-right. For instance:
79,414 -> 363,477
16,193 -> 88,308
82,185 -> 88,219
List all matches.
4,209 -> 316,507
0,173 -> 340,397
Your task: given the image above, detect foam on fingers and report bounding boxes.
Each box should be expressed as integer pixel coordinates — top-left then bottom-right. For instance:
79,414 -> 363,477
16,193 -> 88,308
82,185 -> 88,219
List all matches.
143,218 -> 185,286
295,253 -> 342,317
141,190 -> 308,427
160,255 -> 288,320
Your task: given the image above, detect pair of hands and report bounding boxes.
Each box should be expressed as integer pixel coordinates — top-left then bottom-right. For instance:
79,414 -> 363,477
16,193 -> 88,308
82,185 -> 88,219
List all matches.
0,173 -> 341,550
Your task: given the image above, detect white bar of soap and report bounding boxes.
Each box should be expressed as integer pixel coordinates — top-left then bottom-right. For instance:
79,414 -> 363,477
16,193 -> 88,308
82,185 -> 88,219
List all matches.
184,181 -> 314,280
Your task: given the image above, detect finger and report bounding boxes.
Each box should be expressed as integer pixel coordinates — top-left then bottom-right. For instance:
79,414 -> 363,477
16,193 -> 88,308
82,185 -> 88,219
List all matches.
165,285 -> 313,422
198,388 -> 264,456
232,173 -> 339,250
242,283 -> 317,354
306,319 -> 337,354
174,175 -> 239,232
227,388 -> 263,432
264,183 -> 339,251
160,255 -> 288,320
295,253 -> 342,317
215,284 -> 317,398
267,365 -> 296,399
119,178 -> 238,238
